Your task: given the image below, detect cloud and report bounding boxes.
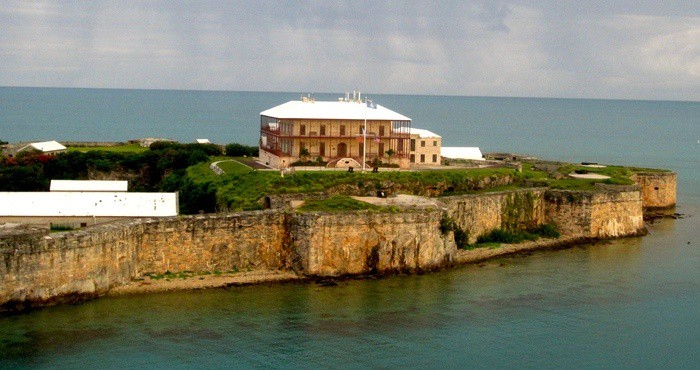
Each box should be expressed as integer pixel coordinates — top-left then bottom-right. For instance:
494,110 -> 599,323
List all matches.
0,0 -> 697,100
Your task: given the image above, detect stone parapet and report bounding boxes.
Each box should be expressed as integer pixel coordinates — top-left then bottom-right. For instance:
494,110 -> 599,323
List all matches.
631,172 -> 677,209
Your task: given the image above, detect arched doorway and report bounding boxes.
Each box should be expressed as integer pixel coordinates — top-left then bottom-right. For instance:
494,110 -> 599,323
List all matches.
337,142 -> 347,157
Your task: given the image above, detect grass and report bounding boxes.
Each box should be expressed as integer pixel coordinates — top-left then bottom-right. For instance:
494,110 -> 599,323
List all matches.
67,143 -> 148,153
181,156 -> 654,212
297,195 -> 393,212
50,224 -> 75,232
459,223 -> 560,250
216,159 -> 254,174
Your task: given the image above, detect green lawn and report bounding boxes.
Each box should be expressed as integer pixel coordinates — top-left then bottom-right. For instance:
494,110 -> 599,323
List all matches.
216,159 -> 254,174
297,195 -> 393,212
180,157 -> 659,212
67,143 -> 148,153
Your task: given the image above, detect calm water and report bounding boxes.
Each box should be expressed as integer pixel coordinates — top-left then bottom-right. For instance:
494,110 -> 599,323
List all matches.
1,87 -> 699,368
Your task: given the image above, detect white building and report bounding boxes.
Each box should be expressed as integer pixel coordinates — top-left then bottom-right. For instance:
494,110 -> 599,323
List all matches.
441,147 -> 485,161
0,180 -> 178,227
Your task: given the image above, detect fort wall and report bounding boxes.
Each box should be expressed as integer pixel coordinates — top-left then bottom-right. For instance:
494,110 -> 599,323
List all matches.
0,185 -> 653,313
631,172 -> 677,209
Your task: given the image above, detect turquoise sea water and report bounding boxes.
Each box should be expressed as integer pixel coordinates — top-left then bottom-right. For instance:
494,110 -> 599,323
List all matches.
1,87 -> 699,368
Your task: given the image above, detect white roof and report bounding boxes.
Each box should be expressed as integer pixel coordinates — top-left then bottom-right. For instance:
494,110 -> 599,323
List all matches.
50,180 -> 129,192
196,139 -> 211,144
261,100 -> 411,121
0,192 -> 178,217
20,140 -> 66,153
395,127 -> 441,138
441,147 -> 485,160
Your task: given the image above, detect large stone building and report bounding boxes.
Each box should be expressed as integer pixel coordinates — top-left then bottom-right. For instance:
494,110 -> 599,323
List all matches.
259,94 -> 420,169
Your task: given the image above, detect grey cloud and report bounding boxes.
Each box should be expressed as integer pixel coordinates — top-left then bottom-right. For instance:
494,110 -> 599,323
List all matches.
0,0 -> 697,100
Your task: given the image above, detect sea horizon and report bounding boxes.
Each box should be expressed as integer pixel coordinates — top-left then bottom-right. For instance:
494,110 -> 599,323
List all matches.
3,85 -> 698,104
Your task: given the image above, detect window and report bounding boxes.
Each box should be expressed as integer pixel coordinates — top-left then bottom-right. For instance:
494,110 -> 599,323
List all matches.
340,125 -> 346,136
421,141 -> 425,148
379,125 -> 385,136
420,154 -> 425,163
433,141 -> 437,146
378,143 -> 385,156
320,125 -> 326,135
359,143 -> 364,156
300,124 -> 306,135
319,142 -> 325,156
410,154 -> 415,163
432,154 -> 437,163
410,139 -> 416,151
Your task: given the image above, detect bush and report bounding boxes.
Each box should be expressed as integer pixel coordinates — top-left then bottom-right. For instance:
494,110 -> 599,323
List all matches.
225,143 -> 257,157
476,223 -> 560,245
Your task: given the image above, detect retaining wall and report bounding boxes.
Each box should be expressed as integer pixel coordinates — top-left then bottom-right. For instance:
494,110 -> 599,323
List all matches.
1,186 -> 650,312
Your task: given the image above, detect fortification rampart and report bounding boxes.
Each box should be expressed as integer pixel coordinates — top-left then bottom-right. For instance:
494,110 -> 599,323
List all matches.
442,188 -> 547,244
544,188 -> 645,238
631,172 -> 677,209
1,185 -> 651,312
291,210 -> 455,276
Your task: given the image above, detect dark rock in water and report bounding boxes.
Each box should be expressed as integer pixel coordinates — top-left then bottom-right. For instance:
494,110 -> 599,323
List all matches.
316,279 -> 338,287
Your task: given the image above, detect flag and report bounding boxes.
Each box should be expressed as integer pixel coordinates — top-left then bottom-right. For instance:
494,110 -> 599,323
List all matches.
374,137 -> 380,143
366,99 -> 376,109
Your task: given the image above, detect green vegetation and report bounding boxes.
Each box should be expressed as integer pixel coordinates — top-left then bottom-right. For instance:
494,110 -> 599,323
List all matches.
216,160 -> 254,174
0,140 -> 666,217
225,143 -> 257,157
50,224 -> 75,232
459,223 -> 560,250
516,162 -> 635,190
440,216 -> 469,247
67,143 -> 147,153
298,195 -> 398,213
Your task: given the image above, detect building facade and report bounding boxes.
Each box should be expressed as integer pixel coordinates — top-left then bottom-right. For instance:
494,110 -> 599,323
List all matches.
259,95 -> 413,169
406,128 -> 442,167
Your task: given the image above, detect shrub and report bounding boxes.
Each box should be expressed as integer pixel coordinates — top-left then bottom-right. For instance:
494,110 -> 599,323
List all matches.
225,143 -> 258,157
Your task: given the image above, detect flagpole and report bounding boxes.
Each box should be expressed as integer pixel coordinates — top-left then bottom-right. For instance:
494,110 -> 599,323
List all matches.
363,98 -> 367,171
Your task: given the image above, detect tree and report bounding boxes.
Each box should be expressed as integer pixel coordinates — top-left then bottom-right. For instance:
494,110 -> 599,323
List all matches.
225,143 -> 257,157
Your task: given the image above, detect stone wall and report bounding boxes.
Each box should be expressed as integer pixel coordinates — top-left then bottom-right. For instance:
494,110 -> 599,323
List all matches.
442,189 -> 547,244
1,185 -> 650,312
544,188 -> 645,238
136,212 -> 290,274
1,211 -> 290,312
1,221 -> 141,311
631,172 -> 677,209
291,210 -> 455,276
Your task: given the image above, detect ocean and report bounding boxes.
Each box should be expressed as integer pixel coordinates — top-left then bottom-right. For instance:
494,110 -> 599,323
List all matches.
1,87 -> 698,368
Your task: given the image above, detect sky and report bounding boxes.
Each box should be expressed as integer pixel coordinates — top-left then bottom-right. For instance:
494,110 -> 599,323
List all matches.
0,1 -> 698,101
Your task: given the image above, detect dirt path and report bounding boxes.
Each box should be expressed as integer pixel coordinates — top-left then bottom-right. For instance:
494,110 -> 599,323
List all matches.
108,270 -> 303,296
